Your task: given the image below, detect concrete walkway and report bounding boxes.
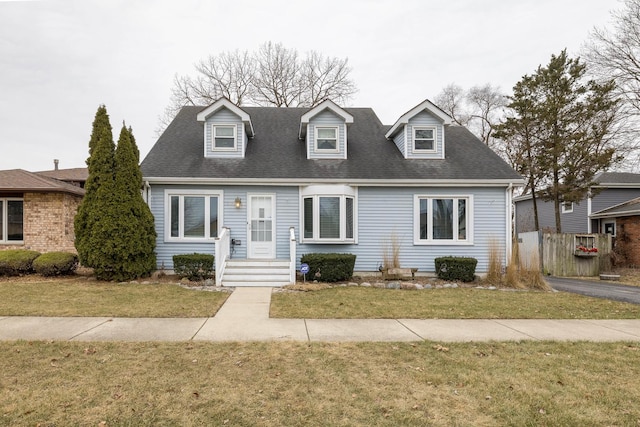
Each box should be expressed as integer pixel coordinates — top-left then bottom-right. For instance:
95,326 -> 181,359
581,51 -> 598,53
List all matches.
1,287 -> 640,342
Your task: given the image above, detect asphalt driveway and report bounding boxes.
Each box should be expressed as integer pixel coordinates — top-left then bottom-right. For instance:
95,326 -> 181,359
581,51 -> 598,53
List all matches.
546,276 -> 640,305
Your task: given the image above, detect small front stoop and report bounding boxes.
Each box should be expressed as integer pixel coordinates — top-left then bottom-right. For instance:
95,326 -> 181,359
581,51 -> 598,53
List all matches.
221,259 -> 292,287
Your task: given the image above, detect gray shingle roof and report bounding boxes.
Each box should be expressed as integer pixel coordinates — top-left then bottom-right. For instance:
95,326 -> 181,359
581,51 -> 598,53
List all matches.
595,172 -> 640,185
591,196 -> 640,218
140,106 -> 522,182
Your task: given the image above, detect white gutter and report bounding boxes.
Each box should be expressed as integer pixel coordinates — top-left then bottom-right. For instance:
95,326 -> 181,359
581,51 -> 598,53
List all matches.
506,183 -> 513,267
143,176 -> 525,187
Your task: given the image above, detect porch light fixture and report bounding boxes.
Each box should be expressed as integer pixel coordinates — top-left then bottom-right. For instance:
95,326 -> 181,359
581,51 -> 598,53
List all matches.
235,197 -> 242,208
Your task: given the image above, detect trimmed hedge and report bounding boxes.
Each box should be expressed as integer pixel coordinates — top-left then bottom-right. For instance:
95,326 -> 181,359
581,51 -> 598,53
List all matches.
300,253 -> 356,283
434,256 -> 477,282
0,250 -> 41,276
33,252 -> 78,276
173,253 -> 214,281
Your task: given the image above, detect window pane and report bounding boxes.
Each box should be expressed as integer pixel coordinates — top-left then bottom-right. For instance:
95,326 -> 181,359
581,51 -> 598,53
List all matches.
0,201 -> 3,241
415,129 -> 433,139
215,126 -> 234,137
419,199 -> 428,240
415,139 -> 434,150
303,197 -> 313,239
170,196 -> 179,237
317,128 -> 336,139
319,197 -> 340,239
7,201 -> 23,241
209,197 -> 218,238
433,199 -> 453,240
458,199 -> 467,240
184,197 -> 205,237
346,197 -> 354,239
214,137 -> 235,148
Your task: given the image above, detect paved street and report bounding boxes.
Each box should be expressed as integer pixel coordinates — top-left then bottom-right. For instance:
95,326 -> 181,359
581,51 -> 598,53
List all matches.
546,276 -> 640,305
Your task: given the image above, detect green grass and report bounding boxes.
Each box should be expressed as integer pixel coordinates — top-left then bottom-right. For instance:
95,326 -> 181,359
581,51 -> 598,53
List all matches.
0,277 -> 228,317
271,287 -> 640,319
1,340 -> 639,426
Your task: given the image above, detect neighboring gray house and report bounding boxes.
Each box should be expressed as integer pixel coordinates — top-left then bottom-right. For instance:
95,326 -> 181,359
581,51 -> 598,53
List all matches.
514,172 -> 640,236
140,98 -> 523,286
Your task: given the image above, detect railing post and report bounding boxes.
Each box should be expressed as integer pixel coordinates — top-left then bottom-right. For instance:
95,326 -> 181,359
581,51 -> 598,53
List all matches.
215,227 -> 230,286
289,227 -> 296,284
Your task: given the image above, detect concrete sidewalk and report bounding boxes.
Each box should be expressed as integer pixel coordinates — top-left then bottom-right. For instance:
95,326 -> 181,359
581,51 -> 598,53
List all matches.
1,287 -> 640,342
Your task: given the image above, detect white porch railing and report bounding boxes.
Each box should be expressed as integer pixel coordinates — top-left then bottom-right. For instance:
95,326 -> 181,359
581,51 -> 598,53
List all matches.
215,227 -> 231,285
289,227 -> 297,284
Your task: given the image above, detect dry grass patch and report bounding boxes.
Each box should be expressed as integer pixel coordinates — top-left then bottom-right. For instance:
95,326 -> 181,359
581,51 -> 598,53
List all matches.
1,340 -> 639,426
271,287 -> 640,319
0,276 -> 228,317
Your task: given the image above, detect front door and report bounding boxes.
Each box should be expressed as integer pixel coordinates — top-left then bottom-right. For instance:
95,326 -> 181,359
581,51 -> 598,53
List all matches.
248,194 -> 275,259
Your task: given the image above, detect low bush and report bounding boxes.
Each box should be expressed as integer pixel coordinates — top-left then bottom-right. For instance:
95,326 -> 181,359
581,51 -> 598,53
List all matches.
300,253 -> 356,282
33,252 -> 78,276
173,253 -> 214,281
0,250 -> 41,276
434,256 -> 477,282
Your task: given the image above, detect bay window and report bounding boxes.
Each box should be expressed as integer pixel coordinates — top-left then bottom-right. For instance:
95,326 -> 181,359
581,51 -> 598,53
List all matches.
415,195 -> 472,244
302,185 -> 356,243
166,191 -> 222,241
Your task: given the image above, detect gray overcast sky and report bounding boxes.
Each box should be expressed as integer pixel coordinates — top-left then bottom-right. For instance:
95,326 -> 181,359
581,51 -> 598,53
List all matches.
0,0 -> 619,171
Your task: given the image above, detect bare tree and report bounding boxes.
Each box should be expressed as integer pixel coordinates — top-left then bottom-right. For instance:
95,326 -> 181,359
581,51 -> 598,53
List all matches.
157,42 -> 357,133
584,0 -> 640,169
434,83 -> 506,150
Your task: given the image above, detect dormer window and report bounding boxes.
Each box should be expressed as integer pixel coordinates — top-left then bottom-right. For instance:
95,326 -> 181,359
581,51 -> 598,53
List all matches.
315,126 -> 339,152
413,126 -> 436,152
213,125 -> 236,150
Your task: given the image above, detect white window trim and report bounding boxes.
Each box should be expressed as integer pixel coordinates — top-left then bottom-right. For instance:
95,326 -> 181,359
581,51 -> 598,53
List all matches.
300,185 -> 357,244
211,123 -> 237,151
0,197 -> 24,244
561,201 -> 574,214
413,194 -> 474,245
603,220 -> 616,236
164,189 -> 223,242
314,125 -> 340,153
412,126 -> 437,154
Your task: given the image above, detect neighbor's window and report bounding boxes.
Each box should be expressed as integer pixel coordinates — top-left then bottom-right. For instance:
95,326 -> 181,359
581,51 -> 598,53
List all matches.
561,201 -> 573,214
0,198 -> 24,243
315,126 -> 338,151
413,126 -> 436,152
301,185 -> 356,243
212,125 -> 236,150
167,192 -> 221,240
416,196 -> 471,244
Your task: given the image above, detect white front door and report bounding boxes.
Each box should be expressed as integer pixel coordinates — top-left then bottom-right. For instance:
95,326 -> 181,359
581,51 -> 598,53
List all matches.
248,194 -> 276,259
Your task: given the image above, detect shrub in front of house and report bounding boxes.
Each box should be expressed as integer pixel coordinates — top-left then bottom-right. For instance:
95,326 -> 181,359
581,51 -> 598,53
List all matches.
0,249 -> 41,276
33,252 -> 79,276
173,253 -> 215,281
434,256 -> 477,282
300,253 -> 356,282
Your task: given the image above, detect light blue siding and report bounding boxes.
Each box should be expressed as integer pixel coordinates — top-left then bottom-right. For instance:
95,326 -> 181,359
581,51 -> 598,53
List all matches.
297,186 -> 508,274
204,108 -> 245,158
406,111 -> 444,159
308,110 -> 346,159
392,127 -> 406,156
150,184 -> 508,274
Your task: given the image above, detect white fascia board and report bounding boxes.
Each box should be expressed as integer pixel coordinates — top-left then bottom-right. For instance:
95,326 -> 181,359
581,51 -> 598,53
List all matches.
196,98 -> 255,137
385,99 -> 452,139
300,99 -> 354,124
143,176 -> 524,187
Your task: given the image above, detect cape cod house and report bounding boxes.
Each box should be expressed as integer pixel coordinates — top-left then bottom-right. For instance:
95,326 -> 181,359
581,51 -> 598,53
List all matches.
140,98 -> 523,285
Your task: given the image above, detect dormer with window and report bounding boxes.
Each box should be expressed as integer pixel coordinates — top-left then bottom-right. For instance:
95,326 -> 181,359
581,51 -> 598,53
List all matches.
299,99 -> 354,160
197,98 -> 255,158
385,99 -> 452,159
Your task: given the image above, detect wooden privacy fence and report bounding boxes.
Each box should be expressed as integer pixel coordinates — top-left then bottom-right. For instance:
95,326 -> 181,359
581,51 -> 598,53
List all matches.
518,232 -> 612,277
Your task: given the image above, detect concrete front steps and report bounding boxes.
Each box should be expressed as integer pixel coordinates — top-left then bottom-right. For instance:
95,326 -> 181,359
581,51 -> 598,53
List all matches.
221,259 -> 292,287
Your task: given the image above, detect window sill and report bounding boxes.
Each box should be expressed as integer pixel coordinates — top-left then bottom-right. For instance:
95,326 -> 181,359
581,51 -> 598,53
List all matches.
413,240 -> 473,246
165,237 -> 217,243
301,239 -> 355,245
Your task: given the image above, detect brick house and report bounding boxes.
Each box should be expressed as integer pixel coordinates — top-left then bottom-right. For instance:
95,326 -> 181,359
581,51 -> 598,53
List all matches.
590,197 -> 640,266
0,168 -> 87,253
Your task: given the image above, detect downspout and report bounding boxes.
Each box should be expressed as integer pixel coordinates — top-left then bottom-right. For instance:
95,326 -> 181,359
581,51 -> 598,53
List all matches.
506,183 -> 513,267
587,191 -> 592,233
144,181 -> 151,205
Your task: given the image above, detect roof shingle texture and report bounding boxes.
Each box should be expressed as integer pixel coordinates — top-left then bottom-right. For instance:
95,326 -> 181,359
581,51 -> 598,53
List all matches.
140,106 -> 522,182
0,169 -> 85,196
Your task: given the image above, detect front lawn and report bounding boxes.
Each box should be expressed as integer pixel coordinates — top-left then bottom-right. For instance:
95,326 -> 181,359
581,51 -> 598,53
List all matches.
0,276 -> 228,317
1,340 -> 639,426
271,287 -> 640,319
